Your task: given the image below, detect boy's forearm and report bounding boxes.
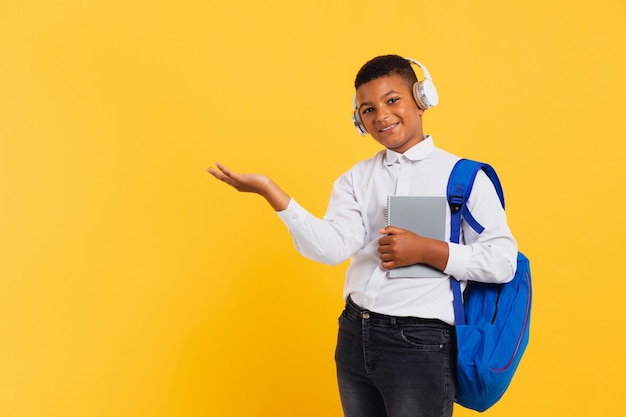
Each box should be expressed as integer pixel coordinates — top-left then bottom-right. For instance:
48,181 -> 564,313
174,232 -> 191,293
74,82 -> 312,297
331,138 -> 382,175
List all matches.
418,238 -> 450,272
261,180 -> 290,211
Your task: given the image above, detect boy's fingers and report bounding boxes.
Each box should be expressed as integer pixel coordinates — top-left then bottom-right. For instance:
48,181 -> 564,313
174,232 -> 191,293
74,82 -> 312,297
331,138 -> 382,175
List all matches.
216,163 -> 235,177
207,167 -> 221,179
380,226 -> 407,235
208,163 -> 239,183
208,166 -> 226,180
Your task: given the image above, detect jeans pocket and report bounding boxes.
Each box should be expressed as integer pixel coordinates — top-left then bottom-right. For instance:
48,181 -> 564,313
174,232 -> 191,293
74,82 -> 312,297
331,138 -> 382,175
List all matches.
400,326 -> 447,351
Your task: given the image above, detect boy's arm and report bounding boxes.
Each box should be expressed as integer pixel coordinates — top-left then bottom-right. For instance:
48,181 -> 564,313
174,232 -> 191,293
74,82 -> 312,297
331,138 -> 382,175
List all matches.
209,162 -> 365,266
446,171 -> 518,283
376,169 -> 517,281
208,163 -> 290,211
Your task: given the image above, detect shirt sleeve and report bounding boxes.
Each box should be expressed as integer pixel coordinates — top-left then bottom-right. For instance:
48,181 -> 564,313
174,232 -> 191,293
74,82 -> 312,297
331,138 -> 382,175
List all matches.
275,172 -> 366,266
443,170 -> 518,283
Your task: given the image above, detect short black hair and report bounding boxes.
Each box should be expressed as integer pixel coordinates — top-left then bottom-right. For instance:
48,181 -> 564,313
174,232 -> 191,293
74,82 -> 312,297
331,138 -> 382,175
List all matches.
354,55 -> 418,90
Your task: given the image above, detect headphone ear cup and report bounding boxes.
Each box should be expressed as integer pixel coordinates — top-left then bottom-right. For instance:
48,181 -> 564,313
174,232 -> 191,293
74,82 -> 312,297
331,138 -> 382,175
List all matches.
413,79 -> 439,110
352,94 -> 368,135
352,109 -> 368,135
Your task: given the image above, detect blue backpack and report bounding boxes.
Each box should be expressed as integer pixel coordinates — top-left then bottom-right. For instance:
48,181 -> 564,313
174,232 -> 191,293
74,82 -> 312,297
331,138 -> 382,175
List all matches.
446,159 -> 532,412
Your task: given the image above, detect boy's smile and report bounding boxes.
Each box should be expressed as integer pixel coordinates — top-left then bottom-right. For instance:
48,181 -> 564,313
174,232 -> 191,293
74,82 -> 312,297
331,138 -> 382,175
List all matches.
355,74 -> 425,154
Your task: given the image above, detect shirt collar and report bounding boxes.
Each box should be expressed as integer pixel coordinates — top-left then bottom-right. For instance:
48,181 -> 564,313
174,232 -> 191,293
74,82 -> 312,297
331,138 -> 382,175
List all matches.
384,135 -> 435,166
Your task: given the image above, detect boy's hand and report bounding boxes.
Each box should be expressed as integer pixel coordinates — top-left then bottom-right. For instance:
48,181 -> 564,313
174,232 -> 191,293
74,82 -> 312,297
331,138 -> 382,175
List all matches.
377,226 -> 423,269
377,226 -> 449,272
207,162 -> 290,211
208,163 -> 272,194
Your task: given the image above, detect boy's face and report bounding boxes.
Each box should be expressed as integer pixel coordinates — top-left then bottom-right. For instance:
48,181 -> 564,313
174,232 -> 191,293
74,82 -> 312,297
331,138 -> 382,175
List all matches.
355,74 -> 425,154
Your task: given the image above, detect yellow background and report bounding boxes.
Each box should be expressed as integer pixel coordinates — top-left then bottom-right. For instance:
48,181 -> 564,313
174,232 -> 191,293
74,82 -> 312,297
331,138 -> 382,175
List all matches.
1,0 -> 625,416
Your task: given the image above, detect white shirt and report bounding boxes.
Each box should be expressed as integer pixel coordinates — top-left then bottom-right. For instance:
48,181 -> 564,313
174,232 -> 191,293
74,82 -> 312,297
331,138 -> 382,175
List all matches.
277,136 -> 517,325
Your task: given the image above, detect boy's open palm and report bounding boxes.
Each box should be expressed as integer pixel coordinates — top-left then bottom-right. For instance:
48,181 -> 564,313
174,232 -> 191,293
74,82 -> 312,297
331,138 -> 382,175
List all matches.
207,163 -> 291,211
208,163 -> 272,194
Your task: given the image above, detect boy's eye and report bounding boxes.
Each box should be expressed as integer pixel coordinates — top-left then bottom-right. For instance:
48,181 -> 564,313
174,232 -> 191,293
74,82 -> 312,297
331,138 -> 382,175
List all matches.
361,107 -> 374,115
388,97 -> 400,104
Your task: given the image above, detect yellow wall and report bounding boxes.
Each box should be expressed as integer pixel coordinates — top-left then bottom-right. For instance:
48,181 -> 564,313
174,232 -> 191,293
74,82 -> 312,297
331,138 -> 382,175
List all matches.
1,0 -> 625,416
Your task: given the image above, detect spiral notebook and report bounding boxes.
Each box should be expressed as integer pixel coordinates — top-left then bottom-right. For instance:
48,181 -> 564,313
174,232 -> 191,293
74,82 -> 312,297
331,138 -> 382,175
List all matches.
386,195 -> 447,278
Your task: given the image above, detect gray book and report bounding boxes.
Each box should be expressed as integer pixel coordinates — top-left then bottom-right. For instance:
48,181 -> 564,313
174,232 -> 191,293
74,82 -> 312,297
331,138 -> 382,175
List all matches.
386,195 -> 447,278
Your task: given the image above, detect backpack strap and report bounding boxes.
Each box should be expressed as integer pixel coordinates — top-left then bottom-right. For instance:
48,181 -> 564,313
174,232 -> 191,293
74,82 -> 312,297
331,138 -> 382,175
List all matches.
447,159 -> 506,326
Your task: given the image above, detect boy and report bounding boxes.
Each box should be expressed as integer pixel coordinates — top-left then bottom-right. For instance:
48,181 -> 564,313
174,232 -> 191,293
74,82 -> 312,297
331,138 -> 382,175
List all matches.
208,55 -> 518,417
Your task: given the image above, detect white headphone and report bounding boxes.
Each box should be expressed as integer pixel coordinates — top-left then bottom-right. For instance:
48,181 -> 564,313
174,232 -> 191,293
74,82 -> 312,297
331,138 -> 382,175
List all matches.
352,57 -> 439,136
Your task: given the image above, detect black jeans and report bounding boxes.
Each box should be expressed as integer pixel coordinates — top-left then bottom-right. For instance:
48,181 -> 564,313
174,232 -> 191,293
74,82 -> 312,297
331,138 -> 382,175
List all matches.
335,297 -> 457,417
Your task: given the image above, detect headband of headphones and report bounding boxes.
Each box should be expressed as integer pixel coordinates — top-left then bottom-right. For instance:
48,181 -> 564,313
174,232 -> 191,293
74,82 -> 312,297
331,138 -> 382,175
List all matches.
352,57 -> 439,136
